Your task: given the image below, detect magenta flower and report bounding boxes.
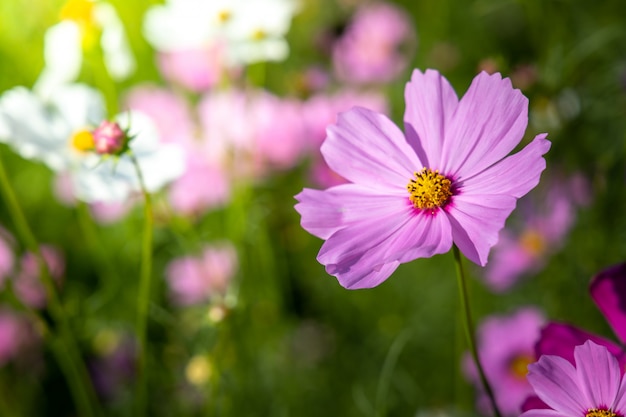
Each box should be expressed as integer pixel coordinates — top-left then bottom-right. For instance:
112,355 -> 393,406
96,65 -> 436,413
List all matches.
295,69 -> 550,289
463,307 -> 545,416
535,263 -> 626,368
522,340 -> 626,417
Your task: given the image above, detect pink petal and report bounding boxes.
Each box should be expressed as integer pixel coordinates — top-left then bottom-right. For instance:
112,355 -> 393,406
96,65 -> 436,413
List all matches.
318,203 -> 452,289
612,377 -> 626,413
329,260 -> 400,290
527,354 -> 587,415
520,409 -> 568,417
295,184 -> 406,240
321,106 -> 421,191
446,193 -> 517,266
536,322 -> 624,366
403,69 -> 459,168
574,341 -> 621,409
460,134 -> 550,198
589,263 -> 626,344
442,72 -> 530,178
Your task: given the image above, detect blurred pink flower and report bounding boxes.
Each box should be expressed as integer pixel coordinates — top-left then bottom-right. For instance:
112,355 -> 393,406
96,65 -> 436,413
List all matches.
198,88 -> 307,177
124,85 -> 195,146
166,243 -> 237,306
295,69 -> 550,289
463,307 -> 545,417
484,173 -> 590,292
157,44 -> 226,92
522,341 -> 626,417
168,148 -> 231,216
14,245 -> 65,309
0,308 -> 39,366
332,2 -> 416,84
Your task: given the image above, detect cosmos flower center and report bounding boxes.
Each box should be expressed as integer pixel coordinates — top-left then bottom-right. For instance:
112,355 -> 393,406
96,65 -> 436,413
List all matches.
509,354 -> 533,379
407,168 -> 453,212
217,10 -> 232,23
586,409 -> 620,417
70,129 -> 95,152
519,229 -> 545,255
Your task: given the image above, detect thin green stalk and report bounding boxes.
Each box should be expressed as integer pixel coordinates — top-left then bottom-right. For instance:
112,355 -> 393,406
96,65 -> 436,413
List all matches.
453,245 -> 502,417
374,329 -> 412,417
0,151 -> 99,417
130,155 -> 154,417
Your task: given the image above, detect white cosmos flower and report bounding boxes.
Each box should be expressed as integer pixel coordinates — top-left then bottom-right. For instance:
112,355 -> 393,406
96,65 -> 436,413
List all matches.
143,0 -> 297,65
34,0 -> 136,98
0,84 -> 184,203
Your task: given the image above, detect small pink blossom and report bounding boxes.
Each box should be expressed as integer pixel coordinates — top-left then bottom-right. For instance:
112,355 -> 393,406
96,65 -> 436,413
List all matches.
463,307 -> 545,416
14,245 -> 65,309
157,44 -> 226,92
295,69 -> 550,289
168,148 -> 231,216
92,120 -> 126,154
332,2 -> 416,84
166,243 -> 237,306
0,309 -> 39,366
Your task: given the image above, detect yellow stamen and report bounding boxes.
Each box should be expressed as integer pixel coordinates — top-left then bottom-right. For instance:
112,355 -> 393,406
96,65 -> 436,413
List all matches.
252,29 -> 267,40
217,10 -> 231,23
509,354 -> 533,379
519,229 -> 545,255
70,129 -> 95,152
407,168 -> 453,212
586,409 -> 618,417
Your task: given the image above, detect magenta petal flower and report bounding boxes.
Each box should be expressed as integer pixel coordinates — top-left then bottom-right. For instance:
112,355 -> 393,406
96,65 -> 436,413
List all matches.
536,322 -> 626,368
295,69 -> 550,289
522,340 -> 626,417
590,263 -> 626,343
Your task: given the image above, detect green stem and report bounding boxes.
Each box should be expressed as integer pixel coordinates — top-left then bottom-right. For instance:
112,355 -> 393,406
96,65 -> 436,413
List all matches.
0,151 -> 99,417
131,155 -> 154,417
453,245 -> 502,417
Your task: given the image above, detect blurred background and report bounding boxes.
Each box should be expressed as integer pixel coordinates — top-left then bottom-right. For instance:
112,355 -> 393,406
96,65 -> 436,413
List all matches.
0,0 -> 625,415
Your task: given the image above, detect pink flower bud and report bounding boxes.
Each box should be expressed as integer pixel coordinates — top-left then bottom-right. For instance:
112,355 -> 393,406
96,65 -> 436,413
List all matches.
92,121 -> 127,155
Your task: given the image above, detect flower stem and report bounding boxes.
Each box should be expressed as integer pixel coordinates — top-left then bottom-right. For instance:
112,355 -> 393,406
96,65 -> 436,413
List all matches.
0,151 -> 99,417
453,245 -> 502,417
130,154 -> 154,417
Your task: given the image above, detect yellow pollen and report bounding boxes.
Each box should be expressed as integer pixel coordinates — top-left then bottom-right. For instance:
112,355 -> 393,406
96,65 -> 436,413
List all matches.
586,409 -> 618,417
509,354 -> 533,379
60,0 -> 95,25
252,29 -> 267,40
217,10 -> 231,23
407,168 -> 453,212
70,129 -> 95,152
519,229 -> 545,255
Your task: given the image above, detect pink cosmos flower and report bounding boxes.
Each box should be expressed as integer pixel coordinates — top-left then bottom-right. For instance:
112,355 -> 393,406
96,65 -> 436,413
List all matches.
14,246 -> 65,309
0,308 -> 39,366
166,243 -> 237,306
483,173 -> 589,292
522,340 -> 626,417
295,69 -> 550,289
157,45 -> 226,92
463,307 -> 545,417
332,2 -> 416,84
